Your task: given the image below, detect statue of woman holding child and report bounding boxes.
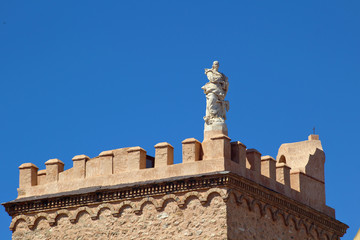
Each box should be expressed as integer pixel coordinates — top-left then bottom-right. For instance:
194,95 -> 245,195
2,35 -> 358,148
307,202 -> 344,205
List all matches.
202,61 -> 229,129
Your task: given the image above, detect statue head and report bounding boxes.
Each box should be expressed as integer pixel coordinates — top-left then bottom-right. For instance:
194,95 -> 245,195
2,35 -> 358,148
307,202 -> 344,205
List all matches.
212,61 -> 219,71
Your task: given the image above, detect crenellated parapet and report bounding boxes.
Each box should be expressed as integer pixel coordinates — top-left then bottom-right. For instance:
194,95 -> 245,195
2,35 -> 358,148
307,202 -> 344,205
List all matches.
15,132 -> 333,217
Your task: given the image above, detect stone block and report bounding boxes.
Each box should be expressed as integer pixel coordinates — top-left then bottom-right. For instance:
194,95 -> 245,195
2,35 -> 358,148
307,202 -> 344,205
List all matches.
72,155 -> 90,179
113,148 -> 130,174
203,126 -> 228,141
154,142 -> 174,167
246,149 -> 261,172
277,135 -> 325,183
230,141 -> 247,174
45,159 -> 64,183
261,155 -> 276,180
19,163 -> 38,188
308,134 -> 319,140
203,134 -> 231,160
127,147 -> 147,171
37,169 -> 46,185
245,149 -> 262,183
229,141 -> 246,176
182,138 -> 201,163
290,171 -> 326,211
276,162 -> 291,186
98,150 -> 114,176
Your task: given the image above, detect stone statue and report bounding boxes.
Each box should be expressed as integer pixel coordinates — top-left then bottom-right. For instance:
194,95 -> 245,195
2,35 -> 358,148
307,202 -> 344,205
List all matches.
202,61 -> 229,131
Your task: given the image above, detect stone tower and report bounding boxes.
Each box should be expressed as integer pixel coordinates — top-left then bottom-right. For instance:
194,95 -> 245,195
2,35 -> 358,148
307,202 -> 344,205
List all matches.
3,62 -> 348,239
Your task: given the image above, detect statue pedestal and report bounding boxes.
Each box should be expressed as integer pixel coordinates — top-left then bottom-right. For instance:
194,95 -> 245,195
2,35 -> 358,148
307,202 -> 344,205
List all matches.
202,123 -> 230,161
204,122 -> 228,140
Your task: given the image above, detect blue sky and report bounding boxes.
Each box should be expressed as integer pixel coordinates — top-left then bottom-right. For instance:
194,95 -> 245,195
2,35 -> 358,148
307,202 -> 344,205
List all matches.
0,1 -> 359,239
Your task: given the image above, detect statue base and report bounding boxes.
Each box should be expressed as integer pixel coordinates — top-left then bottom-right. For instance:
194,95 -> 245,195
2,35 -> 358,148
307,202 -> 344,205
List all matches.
203,122 -> 228,140
202,122 -> 230,161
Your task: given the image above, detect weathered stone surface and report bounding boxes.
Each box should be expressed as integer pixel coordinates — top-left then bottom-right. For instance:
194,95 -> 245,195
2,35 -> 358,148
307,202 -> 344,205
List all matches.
18,163 -> 38,189
202,61 -> 229,136
7,171 -> 348,239
227,195 -> 315,240
12,194 -> 227,240
10,185 -> 345,240
71,155 -> 90,179
182,138 -> 202,163
154,142 -> 174,168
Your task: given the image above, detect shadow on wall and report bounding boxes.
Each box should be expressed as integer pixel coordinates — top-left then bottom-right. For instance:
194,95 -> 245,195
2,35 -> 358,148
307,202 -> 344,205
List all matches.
306,148 -> 325,182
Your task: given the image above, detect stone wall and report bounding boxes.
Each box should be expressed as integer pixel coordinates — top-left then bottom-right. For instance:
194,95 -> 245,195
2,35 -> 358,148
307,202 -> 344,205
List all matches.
227,193 -> 325,240
7,173 -> 347,240
10,189 -> 338,240
12,192 -> 227,240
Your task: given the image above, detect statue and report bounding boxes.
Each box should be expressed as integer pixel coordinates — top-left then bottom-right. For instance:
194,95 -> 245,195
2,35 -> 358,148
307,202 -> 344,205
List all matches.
202,61 -> 229,130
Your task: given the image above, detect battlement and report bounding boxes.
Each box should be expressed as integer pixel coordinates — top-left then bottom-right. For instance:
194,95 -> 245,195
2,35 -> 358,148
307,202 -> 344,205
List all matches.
16,133 -> 334,217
